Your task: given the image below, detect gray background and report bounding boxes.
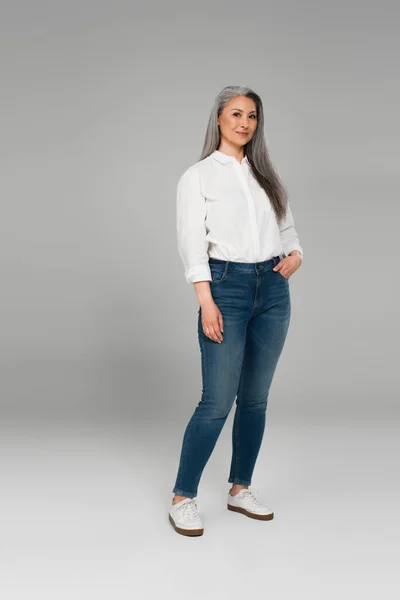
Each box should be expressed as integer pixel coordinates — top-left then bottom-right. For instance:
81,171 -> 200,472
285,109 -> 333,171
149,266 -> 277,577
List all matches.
1,1 -> 399,598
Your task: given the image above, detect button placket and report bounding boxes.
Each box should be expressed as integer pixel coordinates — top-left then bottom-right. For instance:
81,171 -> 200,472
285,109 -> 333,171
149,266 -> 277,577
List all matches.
232,161 -> 260,261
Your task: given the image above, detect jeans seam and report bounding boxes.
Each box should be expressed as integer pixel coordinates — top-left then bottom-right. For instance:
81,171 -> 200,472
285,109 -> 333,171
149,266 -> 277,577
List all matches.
174,321 -> 209,497
233,410 -> 240,481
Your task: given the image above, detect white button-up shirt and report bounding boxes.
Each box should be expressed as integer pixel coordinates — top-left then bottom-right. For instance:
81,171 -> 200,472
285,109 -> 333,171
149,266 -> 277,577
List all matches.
176,149 -> 304,283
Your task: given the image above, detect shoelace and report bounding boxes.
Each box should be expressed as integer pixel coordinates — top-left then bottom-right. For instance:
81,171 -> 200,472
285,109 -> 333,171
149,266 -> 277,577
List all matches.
182,499 -> 199,520
241,488 -> 264,507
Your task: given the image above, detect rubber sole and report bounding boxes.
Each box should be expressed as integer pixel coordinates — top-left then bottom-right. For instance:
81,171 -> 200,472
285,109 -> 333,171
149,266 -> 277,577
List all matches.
227,503 -> 274,520
168,513 -> 204,536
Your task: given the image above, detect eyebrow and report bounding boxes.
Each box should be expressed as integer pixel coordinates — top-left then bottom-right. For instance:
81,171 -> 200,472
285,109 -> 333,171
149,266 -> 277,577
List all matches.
230,108 -> 257,114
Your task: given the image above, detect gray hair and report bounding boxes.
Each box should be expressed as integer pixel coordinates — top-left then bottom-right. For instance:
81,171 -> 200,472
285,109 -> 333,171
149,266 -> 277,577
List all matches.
200,85 -> 288,223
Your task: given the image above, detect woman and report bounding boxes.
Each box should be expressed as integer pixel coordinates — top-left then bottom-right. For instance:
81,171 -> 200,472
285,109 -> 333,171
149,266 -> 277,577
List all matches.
169,85 -> 303,537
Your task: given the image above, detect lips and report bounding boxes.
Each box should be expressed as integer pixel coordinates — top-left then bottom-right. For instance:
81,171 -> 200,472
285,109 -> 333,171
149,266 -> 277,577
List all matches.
236,132 -> 248,135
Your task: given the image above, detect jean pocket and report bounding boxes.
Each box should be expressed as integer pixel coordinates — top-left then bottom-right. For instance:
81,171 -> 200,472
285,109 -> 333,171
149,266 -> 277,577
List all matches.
210,264 -> 229,284
277,271 -> 290,282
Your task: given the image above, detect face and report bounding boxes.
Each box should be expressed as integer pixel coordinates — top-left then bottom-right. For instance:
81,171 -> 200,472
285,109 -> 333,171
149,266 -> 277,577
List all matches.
217,95 -> 258,148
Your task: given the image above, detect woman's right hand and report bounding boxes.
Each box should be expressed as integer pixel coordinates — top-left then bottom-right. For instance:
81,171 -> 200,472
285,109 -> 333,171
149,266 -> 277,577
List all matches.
200,300 -> 224,343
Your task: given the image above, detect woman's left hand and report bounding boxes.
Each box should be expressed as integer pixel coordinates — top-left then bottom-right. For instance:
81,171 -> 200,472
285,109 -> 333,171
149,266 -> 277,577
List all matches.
272,254 -> 302,279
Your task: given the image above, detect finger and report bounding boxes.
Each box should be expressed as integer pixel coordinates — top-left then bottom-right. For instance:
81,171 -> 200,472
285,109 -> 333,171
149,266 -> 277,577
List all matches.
204,325 -> 221,343
212,323 -> 223,343
208,323 -> 222,343
218,314 -> 224,333
203,326 -> 213,341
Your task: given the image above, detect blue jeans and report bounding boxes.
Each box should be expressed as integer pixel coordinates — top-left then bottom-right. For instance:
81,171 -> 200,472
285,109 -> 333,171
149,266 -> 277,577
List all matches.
173,255 -> 291,498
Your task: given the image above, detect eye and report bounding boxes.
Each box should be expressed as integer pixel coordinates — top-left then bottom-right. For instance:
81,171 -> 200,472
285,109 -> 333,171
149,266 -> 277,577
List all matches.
232,112 -> 257,119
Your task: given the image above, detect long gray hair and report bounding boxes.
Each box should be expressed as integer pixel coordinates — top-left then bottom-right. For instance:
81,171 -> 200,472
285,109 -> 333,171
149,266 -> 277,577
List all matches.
200,85 -> 288,224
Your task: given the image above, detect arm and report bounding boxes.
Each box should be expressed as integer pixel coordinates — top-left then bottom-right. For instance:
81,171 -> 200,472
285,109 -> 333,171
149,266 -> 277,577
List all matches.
176,166 -> 211,283
176,167 -> 214,304
279,200 -> 304,260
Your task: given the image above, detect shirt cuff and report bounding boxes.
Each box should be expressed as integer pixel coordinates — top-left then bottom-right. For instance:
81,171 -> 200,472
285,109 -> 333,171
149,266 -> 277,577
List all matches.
185,263 -> 212,284
284,245 -> 303,258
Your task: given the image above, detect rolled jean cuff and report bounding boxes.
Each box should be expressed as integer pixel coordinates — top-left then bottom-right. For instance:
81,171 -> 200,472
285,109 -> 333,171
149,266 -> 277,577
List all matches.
227,477 -> 251,485
172,487 -> 197,499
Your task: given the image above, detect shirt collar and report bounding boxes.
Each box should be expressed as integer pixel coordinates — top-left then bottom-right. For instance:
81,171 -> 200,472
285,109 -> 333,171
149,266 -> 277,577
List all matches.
210,150 -> 249,166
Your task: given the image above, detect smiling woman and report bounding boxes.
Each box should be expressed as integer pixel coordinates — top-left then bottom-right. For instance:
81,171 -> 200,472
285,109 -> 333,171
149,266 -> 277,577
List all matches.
218,100 -> 257,143
169,85 -> 304,537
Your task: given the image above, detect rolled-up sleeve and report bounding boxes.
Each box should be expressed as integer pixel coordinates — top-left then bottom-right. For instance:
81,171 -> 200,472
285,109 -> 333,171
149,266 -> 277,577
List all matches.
176,166 -> 212,284
279,200 -> 304,259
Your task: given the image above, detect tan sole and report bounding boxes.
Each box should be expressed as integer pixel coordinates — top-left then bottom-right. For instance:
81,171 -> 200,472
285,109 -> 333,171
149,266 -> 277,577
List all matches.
168,514 -> 204,536
227,503 -> 274,520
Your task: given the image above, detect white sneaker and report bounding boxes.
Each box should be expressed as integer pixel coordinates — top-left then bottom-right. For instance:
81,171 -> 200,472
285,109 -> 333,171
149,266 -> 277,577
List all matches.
168,497 -> 204,536
227,487 -> 274,520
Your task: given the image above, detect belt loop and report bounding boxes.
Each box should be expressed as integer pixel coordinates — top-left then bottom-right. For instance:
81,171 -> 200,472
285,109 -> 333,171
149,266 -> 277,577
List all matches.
223,260 -> 230,278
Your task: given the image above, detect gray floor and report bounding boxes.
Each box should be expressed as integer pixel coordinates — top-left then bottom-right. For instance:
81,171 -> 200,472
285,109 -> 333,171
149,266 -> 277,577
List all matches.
1,413 -> 398,599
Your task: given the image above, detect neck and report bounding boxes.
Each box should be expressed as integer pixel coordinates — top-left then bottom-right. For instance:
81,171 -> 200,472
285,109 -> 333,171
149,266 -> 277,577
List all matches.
217,143 -> 245,162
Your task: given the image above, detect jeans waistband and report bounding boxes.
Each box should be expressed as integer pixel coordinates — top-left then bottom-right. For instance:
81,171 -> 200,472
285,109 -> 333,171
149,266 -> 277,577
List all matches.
208,254 -> 283,273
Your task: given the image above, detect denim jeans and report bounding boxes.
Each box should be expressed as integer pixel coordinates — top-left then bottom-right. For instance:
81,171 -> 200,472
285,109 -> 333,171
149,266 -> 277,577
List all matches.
173,255 -> 291,498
